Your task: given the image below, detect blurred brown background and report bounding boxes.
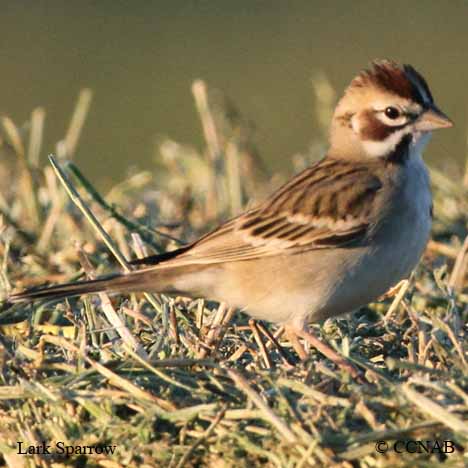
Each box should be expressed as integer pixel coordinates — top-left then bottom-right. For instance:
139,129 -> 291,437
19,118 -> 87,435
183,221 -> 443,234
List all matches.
1,1 -> 466,187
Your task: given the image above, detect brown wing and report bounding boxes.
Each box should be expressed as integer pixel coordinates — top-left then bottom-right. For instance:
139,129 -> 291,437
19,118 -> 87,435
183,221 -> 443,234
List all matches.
133,157 -> 383,267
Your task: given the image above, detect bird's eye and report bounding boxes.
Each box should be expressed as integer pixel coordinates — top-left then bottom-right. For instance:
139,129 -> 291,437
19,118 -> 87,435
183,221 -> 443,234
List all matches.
384,107 -> 400,119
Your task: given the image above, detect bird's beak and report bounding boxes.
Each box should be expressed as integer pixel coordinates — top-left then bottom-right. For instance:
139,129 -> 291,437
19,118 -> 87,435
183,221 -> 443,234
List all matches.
415,105 -> 453,132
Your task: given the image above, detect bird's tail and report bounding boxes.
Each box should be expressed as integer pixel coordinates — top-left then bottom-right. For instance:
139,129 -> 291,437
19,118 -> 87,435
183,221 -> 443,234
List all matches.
7,268 -> 168,304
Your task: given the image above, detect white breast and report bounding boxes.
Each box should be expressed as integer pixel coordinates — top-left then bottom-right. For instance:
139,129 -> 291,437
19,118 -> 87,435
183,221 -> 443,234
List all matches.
401,148 -> 432,256
375,146 -> 432,284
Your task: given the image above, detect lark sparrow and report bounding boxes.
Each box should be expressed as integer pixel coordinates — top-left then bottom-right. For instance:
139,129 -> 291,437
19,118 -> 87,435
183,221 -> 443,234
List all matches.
9,61 -> 453,373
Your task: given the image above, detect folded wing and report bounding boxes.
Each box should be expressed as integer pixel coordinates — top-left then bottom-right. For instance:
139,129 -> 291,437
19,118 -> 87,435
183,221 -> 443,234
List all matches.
134,158 -> 383,267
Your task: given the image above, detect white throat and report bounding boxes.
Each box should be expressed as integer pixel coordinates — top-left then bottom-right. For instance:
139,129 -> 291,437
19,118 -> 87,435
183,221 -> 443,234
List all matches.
362,130 -> 432,159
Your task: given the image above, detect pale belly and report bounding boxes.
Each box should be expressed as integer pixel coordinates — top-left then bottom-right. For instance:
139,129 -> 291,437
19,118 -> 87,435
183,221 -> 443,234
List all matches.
226,208 -> 431,327
311,222 -> 430,322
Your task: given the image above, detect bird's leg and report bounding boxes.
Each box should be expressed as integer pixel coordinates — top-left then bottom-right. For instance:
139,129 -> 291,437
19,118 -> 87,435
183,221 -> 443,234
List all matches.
249,319 -> 272,368
284,324 -> 360,378
198,303 -> 235,358
256,324 -> 296,367
378,279 -> 409,301
284,326 -> 308,361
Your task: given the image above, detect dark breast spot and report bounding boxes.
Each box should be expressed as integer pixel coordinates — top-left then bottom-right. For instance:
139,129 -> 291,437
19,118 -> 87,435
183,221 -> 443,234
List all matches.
385,134 -> 412,164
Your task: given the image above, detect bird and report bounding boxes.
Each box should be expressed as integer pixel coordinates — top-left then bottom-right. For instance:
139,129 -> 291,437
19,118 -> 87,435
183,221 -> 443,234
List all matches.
8,60 -> 453,374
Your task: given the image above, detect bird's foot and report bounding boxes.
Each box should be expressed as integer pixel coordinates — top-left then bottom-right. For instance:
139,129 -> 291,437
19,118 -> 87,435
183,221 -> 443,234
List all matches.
284,325 -> 361,380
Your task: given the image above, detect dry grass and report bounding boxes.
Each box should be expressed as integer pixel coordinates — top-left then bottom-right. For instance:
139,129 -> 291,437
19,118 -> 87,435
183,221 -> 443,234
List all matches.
0,82 -> 466,468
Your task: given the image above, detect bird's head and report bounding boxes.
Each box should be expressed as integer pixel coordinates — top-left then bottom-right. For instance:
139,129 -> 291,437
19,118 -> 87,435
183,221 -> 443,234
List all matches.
330,60 -> 453,160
